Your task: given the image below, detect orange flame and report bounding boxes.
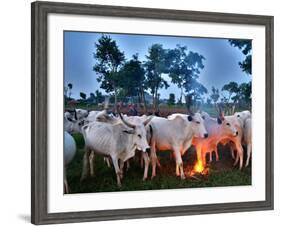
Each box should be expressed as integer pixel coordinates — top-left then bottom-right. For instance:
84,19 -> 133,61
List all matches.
194,159 -> 204,173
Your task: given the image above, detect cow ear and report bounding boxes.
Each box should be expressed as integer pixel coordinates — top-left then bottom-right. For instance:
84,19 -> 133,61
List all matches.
123,129 -> 135,134
67,117 -> 73,122
217,117 -> 222,124
187,115 -> 193,121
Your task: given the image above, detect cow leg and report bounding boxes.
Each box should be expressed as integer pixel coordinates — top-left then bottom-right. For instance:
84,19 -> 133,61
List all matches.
215,147 -> 219,161
231,147 -> 236,160
150,143 -> 158,179
176,163 -> 180,177
233,142 -> 243,170
126,159 -> 130,171
142,152 -> 150,181
104,157 -> 111,168
209,152 -> 212,162
80,149 -> 90,182
89,151 -> 95,177
119,160 -> 124,179
156,158 -> 161,168
245,143 -> 252,167
64,165 -> 70,194
174,147 -> 185,180
140,154 -> 144,169
112,157 -> 122,187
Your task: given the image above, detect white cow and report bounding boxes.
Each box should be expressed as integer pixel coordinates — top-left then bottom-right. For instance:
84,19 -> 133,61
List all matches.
149,113 -> 208,179
64,131 -> 77,193
64,111 -> 81,134
81,114 -> 152,186
75,108 -> 89,120
193,111 -> 239,167
233,110 -> 252,167
243,117 -> 252,167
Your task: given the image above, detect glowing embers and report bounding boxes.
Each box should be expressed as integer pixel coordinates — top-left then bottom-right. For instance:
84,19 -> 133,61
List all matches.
187,159 -> 209,178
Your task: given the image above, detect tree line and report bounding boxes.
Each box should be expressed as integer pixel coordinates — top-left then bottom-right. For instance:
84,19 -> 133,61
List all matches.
64,36 -> 252,113
93,35 -> 206,112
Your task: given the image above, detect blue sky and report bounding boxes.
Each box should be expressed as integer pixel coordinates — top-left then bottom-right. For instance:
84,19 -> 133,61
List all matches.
64,31 -> 251,101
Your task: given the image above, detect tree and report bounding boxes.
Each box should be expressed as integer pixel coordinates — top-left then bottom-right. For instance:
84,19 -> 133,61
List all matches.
229,39 -> 252,75
221,81 -> 239,103
80,92 -> 87,100
93,35 -> 125,111
167,45 -> 206,109
119,54 -> 147,111
240,82 -> 252,107
67,83 -> 73,99
168,93 -> 175,106
210,86 -> 220,105
206,98 -> 211,106
144,44 -> 169,110
95,90 -> 104,104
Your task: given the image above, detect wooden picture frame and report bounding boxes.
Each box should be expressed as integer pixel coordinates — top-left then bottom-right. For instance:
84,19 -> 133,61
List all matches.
31,1 -> 274,224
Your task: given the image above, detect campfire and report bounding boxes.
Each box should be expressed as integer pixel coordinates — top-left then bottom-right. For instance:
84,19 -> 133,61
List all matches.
187,159 -> 209,178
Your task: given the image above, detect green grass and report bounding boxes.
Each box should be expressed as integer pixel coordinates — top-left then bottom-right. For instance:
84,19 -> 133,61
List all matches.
66,133 -> 251,194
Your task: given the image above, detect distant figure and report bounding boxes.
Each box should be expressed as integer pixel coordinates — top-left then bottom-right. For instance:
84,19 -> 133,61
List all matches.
128,104 -> 138,116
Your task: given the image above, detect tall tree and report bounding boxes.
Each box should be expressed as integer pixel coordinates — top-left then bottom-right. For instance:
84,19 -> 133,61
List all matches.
119,54 -> 147,111
95,90 -> 104,104
221,81 -> 239,103
229,39 -> 252,75
168,93 -> 175,106
210,86 -> 220,105
67,83 -> 73,99
93,35 -> 125,111
144,44 -> 169,110
167,45 -> 206,109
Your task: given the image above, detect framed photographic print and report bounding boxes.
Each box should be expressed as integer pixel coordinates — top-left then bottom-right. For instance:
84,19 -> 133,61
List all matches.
31,1 -> 274,225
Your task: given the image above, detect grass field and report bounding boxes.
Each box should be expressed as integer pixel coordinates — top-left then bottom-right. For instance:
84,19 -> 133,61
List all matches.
66,133 -> 251,194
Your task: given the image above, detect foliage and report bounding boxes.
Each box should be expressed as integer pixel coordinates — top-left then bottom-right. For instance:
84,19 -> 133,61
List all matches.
144,44 -> 170,110
93,35 -> 125,109
167,45 -> 206,108
66,83 -> 73,99
229,39 -> 252,75
222,81 -> 239,102
80,92 -> 87,100
168,93 -> 175,106
210,86 -> 220,104
119,54 -> 146,102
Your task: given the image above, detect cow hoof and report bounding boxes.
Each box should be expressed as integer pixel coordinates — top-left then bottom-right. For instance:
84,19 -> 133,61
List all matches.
181,175 -> 186,180
151,175 -> 156,180
142,177 -> 147,181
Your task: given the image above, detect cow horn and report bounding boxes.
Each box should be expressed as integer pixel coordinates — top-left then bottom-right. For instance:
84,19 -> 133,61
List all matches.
74,109 -> 78,121
119,113 -> 136,129
216,104 -> 225,120
143,116 -> 153,126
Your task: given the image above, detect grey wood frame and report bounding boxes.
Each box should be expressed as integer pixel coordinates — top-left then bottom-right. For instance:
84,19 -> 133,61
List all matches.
31,1 -> 274,224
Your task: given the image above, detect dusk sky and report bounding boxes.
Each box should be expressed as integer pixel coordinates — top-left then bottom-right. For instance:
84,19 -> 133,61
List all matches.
64,31 -> 251,101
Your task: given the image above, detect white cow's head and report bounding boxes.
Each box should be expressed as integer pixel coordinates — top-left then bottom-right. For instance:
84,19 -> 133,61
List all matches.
64,110 -> 86,134
119,114 -> 153,152
188,113 -> 208,138
75,109 -> 89,120
200,111 -> 211,120
234,110 -> 251,126
217,113 -> 238,137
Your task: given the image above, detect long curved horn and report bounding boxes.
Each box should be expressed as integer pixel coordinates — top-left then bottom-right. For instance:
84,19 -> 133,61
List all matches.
74,109 -> 78,121
119,113 -> 136,129
143,116 -> 153,126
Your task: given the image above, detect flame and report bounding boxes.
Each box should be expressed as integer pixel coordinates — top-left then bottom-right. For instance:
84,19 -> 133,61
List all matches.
194,159 -> 204,173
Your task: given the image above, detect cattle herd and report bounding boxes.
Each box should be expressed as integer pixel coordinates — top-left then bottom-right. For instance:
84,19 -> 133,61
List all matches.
64,107 -> 252,193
